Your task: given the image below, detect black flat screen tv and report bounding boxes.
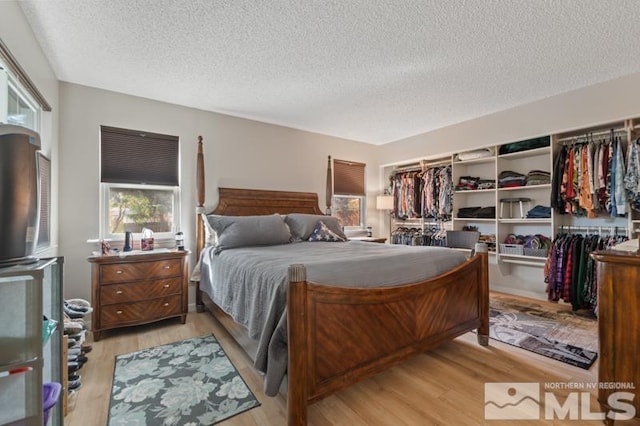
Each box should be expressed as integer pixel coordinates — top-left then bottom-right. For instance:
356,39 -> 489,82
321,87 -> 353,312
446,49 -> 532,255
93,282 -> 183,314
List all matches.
0,124 -> 41,266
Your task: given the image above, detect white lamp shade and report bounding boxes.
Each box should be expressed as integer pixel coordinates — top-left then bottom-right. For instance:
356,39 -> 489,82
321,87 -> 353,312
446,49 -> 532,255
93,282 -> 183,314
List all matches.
376,195 -> 394,210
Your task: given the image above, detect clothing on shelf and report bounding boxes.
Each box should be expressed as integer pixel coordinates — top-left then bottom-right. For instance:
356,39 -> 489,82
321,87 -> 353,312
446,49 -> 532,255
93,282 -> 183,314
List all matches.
552,132 -> 628,218
498,170 -> 526,188
454,147 -> 494,162
544,231 -> 628,314
455,176 -> 495,191
526,205 -> 551,218
525,170 -> 550,186
498,136 -> 550,155
457,206 -> 495,219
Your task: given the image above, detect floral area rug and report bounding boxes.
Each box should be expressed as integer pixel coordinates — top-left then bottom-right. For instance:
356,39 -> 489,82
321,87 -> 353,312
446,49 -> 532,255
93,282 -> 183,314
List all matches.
489,295 -> 598,370
108,334 -> 260,425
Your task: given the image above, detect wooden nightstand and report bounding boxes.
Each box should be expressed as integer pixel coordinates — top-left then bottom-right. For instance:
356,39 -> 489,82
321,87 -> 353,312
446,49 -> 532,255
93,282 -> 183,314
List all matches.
350,237 -> 387,243
88,250 -> 189,341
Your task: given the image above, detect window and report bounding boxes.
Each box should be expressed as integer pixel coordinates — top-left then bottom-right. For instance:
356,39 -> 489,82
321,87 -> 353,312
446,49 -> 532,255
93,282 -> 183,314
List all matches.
0,38 -> 49,131
100,126 -> 180,240
332,159 -> 366,228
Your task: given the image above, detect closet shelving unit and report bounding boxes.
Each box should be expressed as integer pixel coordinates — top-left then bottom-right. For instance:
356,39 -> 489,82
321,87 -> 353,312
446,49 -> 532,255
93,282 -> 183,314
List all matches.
495,143 -> 552,265
451,152 -> 497,253
383,117 -> 640,263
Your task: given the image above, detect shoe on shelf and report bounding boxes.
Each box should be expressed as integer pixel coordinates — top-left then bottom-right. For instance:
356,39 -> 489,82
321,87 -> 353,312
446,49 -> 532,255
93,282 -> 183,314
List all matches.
63,304 -> 87,319
66,298 -> 92,311
68,373 -> 80,382
67,361 -> 81,372
64,299 -> 93,317
68,379 -> 82,391
63,321 -> 83,335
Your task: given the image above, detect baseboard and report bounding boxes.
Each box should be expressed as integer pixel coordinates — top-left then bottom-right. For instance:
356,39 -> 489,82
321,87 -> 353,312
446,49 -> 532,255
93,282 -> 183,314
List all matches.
490,285 -> 548,301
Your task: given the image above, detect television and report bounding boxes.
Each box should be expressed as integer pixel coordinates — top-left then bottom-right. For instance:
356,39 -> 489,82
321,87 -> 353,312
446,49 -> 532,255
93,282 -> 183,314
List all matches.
0,124 -> 41,266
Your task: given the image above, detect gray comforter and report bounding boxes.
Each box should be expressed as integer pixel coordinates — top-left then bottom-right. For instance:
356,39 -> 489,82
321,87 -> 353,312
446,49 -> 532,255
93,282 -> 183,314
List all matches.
198,240 -> 466,396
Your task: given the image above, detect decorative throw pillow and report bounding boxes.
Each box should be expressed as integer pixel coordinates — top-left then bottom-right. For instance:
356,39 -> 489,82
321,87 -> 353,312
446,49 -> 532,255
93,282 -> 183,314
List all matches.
308,220 -> 347,242
285,214 -> 347,241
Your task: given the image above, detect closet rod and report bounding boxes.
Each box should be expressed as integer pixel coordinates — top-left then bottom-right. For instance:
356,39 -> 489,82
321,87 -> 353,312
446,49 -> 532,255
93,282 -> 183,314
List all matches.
556,128 -> 628,143
558,225 -> 628,234
422,159 -> 452,169
393,164 -> 422,173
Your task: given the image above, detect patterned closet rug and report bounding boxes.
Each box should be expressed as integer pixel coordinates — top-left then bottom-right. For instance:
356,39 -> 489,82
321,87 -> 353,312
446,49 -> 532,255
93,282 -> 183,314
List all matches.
489,294 -> 598,370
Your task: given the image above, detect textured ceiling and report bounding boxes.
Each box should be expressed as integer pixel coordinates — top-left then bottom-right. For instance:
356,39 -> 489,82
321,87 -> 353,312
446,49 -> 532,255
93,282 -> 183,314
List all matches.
18,0 -> 640,144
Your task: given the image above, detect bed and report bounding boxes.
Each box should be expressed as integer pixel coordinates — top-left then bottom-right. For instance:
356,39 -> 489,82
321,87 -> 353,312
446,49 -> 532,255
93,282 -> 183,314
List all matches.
193,137 -> 489,425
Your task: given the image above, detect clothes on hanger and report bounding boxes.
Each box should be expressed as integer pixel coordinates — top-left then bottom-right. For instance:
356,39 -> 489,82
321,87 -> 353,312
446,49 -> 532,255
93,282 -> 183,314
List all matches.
544,231 -> 628,314
421,166 -> 453,220
552,134 -> 628,217
391,171 -> 423,219
390,225 -> 447,246
624,137 -> 640,211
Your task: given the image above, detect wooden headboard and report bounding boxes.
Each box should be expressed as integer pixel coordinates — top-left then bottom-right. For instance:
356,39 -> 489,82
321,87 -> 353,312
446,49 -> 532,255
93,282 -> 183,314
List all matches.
195,136 -> 326,258
211,188 -> 323,216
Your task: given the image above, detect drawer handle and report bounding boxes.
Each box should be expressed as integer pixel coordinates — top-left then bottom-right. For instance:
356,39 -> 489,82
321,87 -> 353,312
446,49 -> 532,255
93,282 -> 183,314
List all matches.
116,270 -> 123,274
163,284 -> 170,288
116,290 -> 123,294
164,265 -> 171,270
116,310 -> 123,315
163,302 -> 169,307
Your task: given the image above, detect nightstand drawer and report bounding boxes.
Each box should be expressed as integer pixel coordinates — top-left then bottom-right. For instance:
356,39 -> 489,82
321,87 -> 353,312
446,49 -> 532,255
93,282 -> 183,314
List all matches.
100,259 -> 181,283
101,295 -> 182,327
100,278 -> 182,305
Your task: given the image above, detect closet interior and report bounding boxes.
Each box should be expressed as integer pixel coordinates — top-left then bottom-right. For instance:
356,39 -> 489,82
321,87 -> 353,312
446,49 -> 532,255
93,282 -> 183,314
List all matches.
381,117 -> 640,305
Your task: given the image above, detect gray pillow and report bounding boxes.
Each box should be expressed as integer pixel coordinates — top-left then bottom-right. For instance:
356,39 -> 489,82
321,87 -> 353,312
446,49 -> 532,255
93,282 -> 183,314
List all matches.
284,214 -> 347,241
207,214 -> 291,254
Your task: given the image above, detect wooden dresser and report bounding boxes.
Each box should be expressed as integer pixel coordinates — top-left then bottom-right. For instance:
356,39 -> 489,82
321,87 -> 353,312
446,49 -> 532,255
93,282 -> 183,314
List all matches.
88,250 -> 189,341
591,249 -> 640,425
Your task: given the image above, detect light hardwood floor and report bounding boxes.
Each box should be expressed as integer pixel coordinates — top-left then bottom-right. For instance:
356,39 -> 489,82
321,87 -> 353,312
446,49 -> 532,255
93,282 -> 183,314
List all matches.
64,294 -> 639,426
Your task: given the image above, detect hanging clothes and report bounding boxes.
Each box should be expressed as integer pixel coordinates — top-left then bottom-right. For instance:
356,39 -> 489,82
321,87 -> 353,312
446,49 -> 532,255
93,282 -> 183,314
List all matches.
544,231 -> 628,314
553,133 -> 627,217
391,171 -> 422,219
421,165 -> 453,221
624,137 -> 640,211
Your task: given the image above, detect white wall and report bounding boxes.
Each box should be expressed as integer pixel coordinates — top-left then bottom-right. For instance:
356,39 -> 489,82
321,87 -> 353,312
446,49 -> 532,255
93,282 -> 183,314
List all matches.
0,1 -> 60,257
378,73 -> 640,299
58,82 -> 381,302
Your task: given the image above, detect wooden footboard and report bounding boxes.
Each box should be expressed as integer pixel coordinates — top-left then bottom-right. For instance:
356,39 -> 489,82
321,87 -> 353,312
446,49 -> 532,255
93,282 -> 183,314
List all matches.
287,248 -> 489,426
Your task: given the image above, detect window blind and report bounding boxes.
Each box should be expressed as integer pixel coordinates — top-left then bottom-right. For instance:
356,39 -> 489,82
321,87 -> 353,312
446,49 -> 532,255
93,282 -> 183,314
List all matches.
333,159 -> 365,196
37,153 -> 50,247
100,126 -> 179,186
